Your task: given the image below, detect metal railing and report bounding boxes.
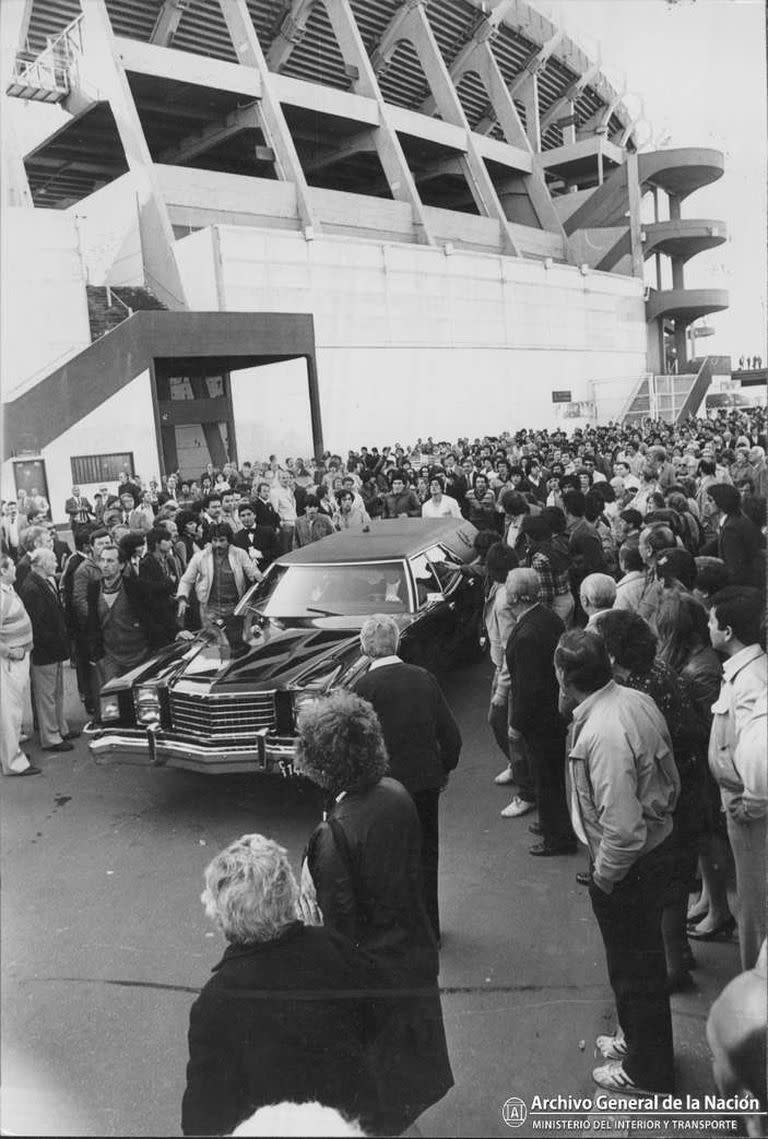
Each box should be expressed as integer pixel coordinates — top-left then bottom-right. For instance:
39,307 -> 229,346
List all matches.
10,14 -> 84,95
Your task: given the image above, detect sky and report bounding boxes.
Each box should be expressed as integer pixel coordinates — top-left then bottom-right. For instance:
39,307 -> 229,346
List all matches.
546,0 -> 767,360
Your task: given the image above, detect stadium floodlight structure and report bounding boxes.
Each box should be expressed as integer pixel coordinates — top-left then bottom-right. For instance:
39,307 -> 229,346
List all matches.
1,0 -> 729,506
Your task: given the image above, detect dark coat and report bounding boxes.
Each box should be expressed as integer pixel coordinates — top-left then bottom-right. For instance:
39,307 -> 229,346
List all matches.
505,603 -> 565,740
307,777 -> 453,1123
61,550 -> 86,637
707,513 -> 762,587
181,923 -> 376,1137
232,524 -> 279,566
567,517 -> 604,587
252,498 -> 281,531
138,553 -> 179,648
354,662 -> 461,793
85,570 -> 157,661
19,571 -> 69,665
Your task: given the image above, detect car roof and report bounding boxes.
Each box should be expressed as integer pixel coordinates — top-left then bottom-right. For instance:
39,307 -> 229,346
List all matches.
278,518 -> 479,565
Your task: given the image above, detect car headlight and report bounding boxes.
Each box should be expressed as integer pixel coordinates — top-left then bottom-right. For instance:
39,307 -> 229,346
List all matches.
134,686 -> 161,726
99,694 -> 121,723
292,691 -> 320,717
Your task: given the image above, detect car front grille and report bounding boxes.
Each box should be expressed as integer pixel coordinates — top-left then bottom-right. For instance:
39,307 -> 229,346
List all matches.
169,691 -> 277,739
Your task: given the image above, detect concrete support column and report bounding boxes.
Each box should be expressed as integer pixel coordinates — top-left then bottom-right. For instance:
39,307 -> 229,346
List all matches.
76,0 -> 187,309
217,0 -> 321,237
324,0 -> 434,246
0,0 -> 34,208
626,150 -> 644,279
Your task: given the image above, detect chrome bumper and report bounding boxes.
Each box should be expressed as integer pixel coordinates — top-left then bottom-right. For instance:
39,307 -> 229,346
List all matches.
85,723 -> 296,776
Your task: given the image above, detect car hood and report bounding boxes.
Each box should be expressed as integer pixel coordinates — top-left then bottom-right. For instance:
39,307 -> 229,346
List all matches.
151,613 -> 411,695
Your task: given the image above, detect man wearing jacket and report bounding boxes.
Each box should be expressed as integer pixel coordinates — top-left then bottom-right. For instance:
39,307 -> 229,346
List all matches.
504,569 -> 574,855
355,613 -> 461,941
19,548 -> 74,752
707,587 -> 767,969
555,629 -> 679,1094
177,523 -> 261,627
382,474 -> 421,519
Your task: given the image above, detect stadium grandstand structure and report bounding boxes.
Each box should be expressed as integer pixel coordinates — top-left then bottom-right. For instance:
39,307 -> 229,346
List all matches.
2,0 -> 730,516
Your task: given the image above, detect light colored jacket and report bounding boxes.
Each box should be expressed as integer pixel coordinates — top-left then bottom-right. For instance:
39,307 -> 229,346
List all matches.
614,570 -> 645,612
177,546 -> 260,607
568,681 -> 680,888
709,644 -> 767,819
485,584 -> 516,696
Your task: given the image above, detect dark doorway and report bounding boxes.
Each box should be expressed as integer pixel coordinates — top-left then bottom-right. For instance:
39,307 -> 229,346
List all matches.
154,364 -> 237,480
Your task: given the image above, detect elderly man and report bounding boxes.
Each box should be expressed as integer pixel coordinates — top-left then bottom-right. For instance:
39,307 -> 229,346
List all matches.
555,630 -> 679,1093
502,569 -> 574,854
19,547 -> 74,752
581,572 -> 618,630
177,522 -> 261,627
269,470 -> 298,553
354,613 -> 461,941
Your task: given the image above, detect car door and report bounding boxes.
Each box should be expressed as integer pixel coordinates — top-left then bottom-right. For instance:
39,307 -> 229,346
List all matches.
403,551 -> 453,671
425,544 -> 485,661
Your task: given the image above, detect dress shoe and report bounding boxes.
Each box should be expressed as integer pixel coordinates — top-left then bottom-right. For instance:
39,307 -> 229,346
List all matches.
576,870 -> 592,886
528,822 -> 543,836
42,740 -> 74,753
9,764 -> 42,777
529,841 -> 578,857
688,916 -> 736,942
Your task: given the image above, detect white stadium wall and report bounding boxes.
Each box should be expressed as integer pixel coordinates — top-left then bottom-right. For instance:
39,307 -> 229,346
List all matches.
230,360 -> 315,464
175,224 -> 647,452
1,207 -> 91,400
1,370 -> 157,518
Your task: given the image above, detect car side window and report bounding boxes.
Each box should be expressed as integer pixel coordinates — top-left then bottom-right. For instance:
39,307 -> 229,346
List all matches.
408,553 -> 442,608
425,545 -> 463,592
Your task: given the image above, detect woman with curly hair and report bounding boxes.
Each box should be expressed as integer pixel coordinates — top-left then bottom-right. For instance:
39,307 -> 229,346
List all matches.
296,690 -> 453,1137
656,591 -> 734,943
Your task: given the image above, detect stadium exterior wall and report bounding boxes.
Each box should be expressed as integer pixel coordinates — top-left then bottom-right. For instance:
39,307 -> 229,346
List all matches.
175,223 -> 648,449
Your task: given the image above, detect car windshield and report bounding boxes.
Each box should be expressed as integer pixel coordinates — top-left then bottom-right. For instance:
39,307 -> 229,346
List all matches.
240,561 -> 411,617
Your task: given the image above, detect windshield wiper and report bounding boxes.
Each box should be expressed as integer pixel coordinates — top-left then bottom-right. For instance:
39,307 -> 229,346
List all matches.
304,605 -> 343,617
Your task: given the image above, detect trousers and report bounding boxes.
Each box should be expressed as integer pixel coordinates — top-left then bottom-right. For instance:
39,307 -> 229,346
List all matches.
526,732 -> 574,846
411,788 -> 441,941
1,655 -> 32,774
31,661 -> 69,747
726,811 -> 767,970
589,838 -> 675,1091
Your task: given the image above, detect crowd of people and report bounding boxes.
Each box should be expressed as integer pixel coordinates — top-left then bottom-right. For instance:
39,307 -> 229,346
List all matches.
1,405 -> 766,1133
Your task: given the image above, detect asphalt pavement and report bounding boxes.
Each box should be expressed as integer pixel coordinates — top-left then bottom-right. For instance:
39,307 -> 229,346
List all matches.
1,660 -> 740,1137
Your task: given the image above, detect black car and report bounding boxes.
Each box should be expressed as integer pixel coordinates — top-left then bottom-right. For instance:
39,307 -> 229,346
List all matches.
86,518 -> 484,775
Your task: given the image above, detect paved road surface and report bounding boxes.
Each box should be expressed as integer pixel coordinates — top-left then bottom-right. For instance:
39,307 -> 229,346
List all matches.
2,660 -> 739,1136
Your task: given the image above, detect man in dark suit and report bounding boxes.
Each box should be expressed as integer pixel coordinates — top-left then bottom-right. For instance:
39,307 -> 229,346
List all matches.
504,568 -> 575,857
355,614 -> 462,941
64,486 -> 94,533
19,548 -> 75,752
703,483 -> 763,588
232,502 -> 279,569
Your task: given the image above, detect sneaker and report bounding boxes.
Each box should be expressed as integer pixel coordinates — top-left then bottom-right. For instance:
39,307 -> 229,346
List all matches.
595,1033 -> 628,1060
592,1061 -> 649,1094
494,767 -> 515,786
501,796 -> 536,819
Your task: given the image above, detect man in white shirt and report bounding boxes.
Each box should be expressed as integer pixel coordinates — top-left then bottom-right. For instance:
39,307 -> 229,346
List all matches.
269,471 -> 297,553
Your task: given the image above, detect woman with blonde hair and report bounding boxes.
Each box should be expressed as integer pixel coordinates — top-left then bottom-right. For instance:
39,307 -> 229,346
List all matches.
182,833 -> 374,1137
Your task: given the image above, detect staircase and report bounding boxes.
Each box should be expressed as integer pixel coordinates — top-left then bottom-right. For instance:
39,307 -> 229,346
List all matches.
86,285 -> 167,342
623,357 -> 715,427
